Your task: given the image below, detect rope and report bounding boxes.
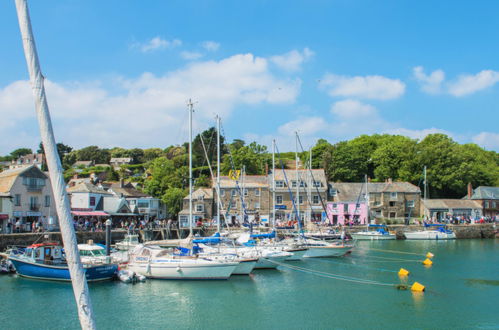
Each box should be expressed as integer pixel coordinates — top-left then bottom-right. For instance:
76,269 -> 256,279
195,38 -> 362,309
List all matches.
358,247 -> 428,256
266,259 -> 396,287
351,255 -> 421,263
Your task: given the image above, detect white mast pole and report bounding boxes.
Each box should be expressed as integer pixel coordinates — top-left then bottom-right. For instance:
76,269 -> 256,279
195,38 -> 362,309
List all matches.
14,1 -> 95,329
308,147 -> 312,225
188,99 -> 194,237
295,132 -> 300,223
216,115 -> 221,233
423,165 -> 427,200
365,174 -> 370,225
272,139 -> 276,229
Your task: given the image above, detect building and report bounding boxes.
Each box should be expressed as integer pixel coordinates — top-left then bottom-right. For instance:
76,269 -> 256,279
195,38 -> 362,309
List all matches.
463,185 -> 498,218
178,188 -> 214,228
9,153 -> 45,170
217,175 -> 271,225
67,180 -> 113,214
272,169 -> 328,224
325,182 -> 368,225
72,160 -> 95,168
329,181 -> 421,223
110,157 -> 132,169
0,193 -> 13,233
0,165 -> 57,232
421,199 -> 482,221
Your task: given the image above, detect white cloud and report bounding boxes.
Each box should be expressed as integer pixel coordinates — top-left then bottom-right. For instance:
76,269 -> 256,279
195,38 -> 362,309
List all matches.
413,66 -> 445,94
472,132 -> 499,151
270,48 -> 314,72
180,51 -> 203,60
0,53 -> 301,153
132,37 -> 182,53
330,99 -> 377,119
319,73 -> 405,100
448,70 -> 499,97
201,41 -> 220,52
277,117 -> 326,136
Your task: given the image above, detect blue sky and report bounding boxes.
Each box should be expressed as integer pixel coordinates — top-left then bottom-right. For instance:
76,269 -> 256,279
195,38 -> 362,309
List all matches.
0,0 -> 498,154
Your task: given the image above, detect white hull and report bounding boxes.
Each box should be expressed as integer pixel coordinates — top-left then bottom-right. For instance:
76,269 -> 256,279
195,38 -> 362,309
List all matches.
255,254 -> 290,269
232,260 -> 257,275
284,248 -> 308,261
404,230 -> 456,240
128,260 -> 238,280
351,232 -> 396,240
303,245 -> 353,258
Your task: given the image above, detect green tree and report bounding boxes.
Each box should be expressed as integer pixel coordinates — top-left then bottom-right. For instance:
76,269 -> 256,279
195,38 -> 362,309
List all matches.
162,188 -> 187,219
143,148 -> 165,162
372,135 -> 417,181
222,141 -> 270,175
10,148 -> 33,159
76,146 -> 111,164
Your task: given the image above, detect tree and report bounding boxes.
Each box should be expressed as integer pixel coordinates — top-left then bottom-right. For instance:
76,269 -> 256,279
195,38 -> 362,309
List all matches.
191,127 -> 226,168
10,148 -> 32,159
371,135 -> 417,181
76,146 -> 111,164
162,188 -> 187,219
143,148 -> 165,162
38,142 -> 73,168
222,141 -> 270,175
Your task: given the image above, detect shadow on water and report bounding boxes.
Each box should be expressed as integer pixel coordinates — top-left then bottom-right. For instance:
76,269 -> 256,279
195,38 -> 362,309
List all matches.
464,278 -> 499,287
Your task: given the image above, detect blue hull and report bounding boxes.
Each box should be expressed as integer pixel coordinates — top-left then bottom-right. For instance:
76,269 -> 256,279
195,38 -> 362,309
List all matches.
9,258 -> 117,282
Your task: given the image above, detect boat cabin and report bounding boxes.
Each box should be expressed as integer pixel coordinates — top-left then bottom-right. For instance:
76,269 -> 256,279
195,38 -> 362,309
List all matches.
25,243 -> 63,264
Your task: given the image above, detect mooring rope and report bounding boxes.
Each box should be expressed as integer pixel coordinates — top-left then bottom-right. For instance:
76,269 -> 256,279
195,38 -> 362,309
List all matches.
266,259 -> 396,287
357,247 -> 429,256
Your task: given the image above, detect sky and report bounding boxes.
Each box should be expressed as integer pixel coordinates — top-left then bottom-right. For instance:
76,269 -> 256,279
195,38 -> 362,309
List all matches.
0,0 -> 498,154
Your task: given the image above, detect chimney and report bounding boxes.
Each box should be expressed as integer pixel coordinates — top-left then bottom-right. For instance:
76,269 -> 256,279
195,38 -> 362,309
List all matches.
387,178 -> 392,184
119,178 -> 124,188
467,183 -> 473,199
265,163 -> 269,175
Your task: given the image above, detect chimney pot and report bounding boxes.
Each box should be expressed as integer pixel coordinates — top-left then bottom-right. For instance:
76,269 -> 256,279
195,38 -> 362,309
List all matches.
467,183 -> 473,198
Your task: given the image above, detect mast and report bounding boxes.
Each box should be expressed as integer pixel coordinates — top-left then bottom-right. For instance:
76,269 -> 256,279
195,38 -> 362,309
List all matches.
423,165 -> 427,200
308,147 -> 312,224
216,115 -> 221,232
295,132 -> 300,223
272,139 -> 276,228
14,1 -> 95,329
188,99 -> 194,237
365,174 -> 370,225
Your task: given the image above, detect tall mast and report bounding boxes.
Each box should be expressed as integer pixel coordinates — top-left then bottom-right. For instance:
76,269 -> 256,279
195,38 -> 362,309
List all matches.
423,165 -> 427,200
188,99 -> 194,237
308,147 -> 312,224
216,115 -> 221,232
295,132 -> 300,223
365,174 -> 369,225
272,139 -> 276,229
14,1 -> 95,328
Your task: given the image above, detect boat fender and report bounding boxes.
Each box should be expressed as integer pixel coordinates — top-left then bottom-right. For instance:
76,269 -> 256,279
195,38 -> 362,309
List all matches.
422,258 -> 433,266
398,268 -> 410,276
426,252 -> 434,259
411,282 -> 425,292
176,266 -> 181,272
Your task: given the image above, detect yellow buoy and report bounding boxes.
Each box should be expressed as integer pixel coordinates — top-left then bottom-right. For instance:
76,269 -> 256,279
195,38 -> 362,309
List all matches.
423,258 -> 433,266
398,268 -> 410,276
411,282 -> 425,292
426,252 -> 434,259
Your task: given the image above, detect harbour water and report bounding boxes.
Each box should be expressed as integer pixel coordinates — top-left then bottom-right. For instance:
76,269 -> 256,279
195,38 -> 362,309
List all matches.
1,239 -> 497,329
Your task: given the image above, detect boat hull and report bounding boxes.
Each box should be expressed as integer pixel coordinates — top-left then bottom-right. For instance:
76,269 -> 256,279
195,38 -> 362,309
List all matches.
351,232 -> 396,240
128,260 -> 238,280
404,231 -> 456,240
9,257 -> 117,282
284,248 -> 308,261
232,260 -> 257,275
254,254 -> 290,269
303,245 -> 353,258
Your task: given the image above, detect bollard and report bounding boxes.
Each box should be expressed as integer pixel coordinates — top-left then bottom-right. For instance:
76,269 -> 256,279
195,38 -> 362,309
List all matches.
105,219 -> 112,256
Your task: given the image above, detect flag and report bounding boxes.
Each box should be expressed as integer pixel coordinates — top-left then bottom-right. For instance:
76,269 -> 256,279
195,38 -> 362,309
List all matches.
229,170 -> 240,180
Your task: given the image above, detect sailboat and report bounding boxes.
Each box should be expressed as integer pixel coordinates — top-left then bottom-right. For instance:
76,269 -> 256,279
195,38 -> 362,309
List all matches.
127,101 -> 238,279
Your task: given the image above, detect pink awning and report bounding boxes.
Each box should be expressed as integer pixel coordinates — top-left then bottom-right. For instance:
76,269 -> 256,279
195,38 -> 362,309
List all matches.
71,211 -> 108,216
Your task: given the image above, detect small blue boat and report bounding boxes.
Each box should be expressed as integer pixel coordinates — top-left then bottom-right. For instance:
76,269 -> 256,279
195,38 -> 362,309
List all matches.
8,242 -> 117,282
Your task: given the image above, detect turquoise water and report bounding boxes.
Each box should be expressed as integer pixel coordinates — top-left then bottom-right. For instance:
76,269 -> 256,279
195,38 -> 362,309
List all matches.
1,240 -> 498,329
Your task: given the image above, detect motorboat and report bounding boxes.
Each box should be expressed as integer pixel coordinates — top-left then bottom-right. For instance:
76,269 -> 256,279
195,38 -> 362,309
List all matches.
404,224 -> 456,240
78,243 -> 112,264
115,234 -> 140,251
127,245 -> 238,280
351,224 -> 396,240
8,242 -> 118,281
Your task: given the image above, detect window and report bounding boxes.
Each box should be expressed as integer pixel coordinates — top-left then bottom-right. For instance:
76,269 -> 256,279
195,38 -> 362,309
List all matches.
244,189 -> 248,197
298,196 -> 303,204
220,189 -> 225,196
196,204 -> 204,212
390,192 -> 398,199
276,195 -> 283,204
255,189 -> 260,196
275,181 -> 284,188
330,189 -> 337,196
389,201 -> 396,207
29,196 -> 38,210
230,201 -> 237,209
492,202 -> 497,208
15,194 -> 21,206
406,200 -> 415,207
89,197 -> 96,207
255,202 -> 260,209
343,204 -> 348,212
130,200 -> 136,205
332,203 -> 337,209
356,203 -> 361,208
389,212 -> 396,218
291,181 -> 297,188
313,195 -> 319,204
374,200 -> 381,206
44,195 -> 50,207
138,201 -> 149,208
484,201 -> 489,208
231,189 -> 237,197
313,181 -> 321,187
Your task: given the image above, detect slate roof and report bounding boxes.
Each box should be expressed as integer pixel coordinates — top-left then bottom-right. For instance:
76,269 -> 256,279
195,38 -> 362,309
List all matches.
184,188 -> 213,200
272,169 -> 327,183
423,199 -> 482,209
0,165 -> 47,194
464,186 -> 499,200
331,182 -> 421,202
216,175 -> 269,188
109,182 -> 150,198
67,182 -> 112,195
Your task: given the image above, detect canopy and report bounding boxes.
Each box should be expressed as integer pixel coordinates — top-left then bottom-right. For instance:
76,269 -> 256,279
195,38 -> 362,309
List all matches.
71,211 -> 108,216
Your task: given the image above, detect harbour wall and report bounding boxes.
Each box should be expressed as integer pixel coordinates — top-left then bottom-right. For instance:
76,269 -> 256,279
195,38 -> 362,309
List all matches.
345,224 -> 497,239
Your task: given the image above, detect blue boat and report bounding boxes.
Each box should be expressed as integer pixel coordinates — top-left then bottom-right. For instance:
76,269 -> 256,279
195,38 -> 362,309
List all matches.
8,242 -> 117,282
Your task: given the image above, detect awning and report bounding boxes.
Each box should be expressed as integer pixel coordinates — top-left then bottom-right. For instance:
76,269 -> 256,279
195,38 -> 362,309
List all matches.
71,211 -> 109,216
0,214 -> 9,220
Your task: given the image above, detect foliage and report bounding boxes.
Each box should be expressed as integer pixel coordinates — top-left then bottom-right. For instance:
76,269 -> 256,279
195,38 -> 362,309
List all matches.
162,188 -> 187,219
222,142 -> 270,175
10,148 -> 33,159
